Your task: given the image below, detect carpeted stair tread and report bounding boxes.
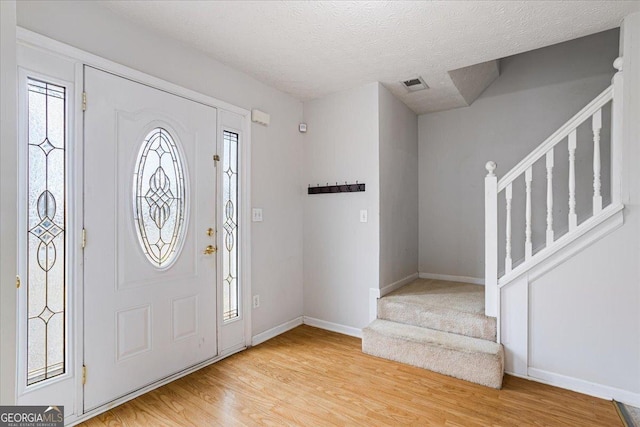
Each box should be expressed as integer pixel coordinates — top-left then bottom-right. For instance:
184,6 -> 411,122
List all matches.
384,279 -> 486,314
378,279 -> 496,341
362,319 -> 504,389
365,319 -> 501,355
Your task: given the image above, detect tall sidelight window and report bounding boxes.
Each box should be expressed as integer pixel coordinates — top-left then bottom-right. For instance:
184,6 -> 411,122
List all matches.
26,78 -> 66,385
222,131 -> 239,321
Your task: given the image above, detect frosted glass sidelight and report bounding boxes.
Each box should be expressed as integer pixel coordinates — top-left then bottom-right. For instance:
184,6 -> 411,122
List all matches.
133,128 -> 186,268
223,131 -> 239,321
26,78 -> 66,385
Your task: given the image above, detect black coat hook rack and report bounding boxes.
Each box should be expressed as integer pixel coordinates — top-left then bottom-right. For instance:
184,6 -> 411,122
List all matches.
308,181 -> 365,195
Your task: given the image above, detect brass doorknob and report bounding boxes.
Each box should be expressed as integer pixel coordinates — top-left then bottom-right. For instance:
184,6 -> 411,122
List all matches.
203,245 -> 217,255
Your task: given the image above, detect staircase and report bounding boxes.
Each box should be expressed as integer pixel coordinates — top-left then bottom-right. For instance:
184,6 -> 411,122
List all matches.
484,58 -> 624,323
363,57 -> 625,390
362,279 -> 504,389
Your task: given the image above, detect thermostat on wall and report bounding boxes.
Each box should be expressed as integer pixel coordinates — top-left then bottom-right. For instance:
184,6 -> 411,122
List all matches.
299,123 -> 307,133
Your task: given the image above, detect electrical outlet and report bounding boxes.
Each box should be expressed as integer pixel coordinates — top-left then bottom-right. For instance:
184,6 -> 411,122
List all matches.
253,295 -> 260,308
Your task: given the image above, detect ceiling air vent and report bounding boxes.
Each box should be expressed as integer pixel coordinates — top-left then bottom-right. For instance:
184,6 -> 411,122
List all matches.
402,77 -> 429,92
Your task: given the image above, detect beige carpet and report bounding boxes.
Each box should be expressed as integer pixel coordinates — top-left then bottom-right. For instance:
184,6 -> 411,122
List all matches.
363,319 -> 504,389
383,279 -> 486,313
362,279 -> 504,389
378,279 -> 496,341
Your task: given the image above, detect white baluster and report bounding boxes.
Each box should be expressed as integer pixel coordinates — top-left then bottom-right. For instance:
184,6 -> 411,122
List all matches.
484,161 -> 498,318
546,150 -> 554,246
611,57 -> 623,205
568,130 -> 577,230
505,183 -> 513,273
592,108 -> 602,214
525,167 -> 532,260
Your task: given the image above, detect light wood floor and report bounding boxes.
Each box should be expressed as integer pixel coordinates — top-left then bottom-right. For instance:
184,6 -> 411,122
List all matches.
81,325 -> 622,426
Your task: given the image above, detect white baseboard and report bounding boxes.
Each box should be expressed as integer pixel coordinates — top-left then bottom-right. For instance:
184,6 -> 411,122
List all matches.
380,272 -> 419,296
251,316 -> 303,346
419,272 -> 484,285
522,367 -> 640,407
303,316 -> 362,338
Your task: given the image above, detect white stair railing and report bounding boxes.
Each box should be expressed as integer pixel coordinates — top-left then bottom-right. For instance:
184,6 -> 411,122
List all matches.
484,58 -> 624,318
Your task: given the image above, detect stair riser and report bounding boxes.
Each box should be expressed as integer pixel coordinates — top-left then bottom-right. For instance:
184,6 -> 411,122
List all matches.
362,329 -> 504,389
378,300 -> 497,341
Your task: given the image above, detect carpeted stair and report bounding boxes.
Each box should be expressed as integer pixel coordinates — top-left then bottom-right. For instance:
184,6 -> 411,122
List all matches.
362,279 -> 504,389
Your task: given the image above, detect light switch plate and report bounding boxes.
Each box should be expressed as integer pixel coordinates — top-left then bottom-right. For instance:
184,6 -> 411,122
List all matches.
252,208 -> 263,222
360,209 -> 368,223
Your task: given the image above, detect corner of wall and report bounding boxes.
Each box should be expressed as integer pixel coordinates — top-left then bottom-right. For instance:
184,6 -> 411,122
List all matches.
377,83 -> 419,290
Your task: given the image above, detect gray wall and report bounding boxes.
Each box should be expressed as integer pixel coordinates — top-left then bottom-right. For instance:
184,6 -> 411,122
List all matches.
303,83 -> 380,331
378,84 -> 419,289
17,0 -> 305,337
418,29 -> 620,279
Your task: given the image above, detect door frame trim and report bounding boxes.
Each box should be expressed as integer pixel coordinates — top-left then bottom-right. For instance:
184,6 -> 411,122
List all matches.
15,27 -> 252,424
17,28 -> 249,117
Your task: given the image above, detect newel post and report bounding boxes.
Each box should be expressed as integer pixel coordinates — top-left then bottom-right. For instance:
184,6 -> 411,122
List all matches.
611,57 -> 623,205
484,161 -> 498,318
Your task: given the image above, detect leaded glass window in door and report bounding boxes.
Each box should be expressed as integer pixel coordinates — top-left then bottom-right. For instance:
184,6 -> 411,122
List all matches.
222,131 -> 239,321
26,78 -> 66,385
133,128 -> 187,268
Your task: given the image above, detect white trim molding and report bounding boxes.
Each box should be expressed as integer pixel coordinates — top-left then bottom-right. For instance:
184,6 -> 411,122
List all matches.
251,315 -> 365,347
381,273 -> 419,296
16,28 -> 249,117
419,272 -> 484,285
499,203 -> 624,287
302,317 -> 362,338
526,368 -> 640,408
251,316 -> 303,346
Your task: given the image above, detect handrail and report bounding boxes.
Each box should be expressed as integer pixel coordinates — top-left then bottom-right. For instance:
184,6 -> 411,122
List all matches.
484,57 -> 623,320
498,202 -> 624,287
497,86 -> 613,192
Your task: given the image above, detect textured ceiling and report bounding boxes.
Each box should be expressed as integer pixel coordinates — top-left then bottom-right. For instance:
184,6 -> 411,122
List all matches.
102,1 -> 639,114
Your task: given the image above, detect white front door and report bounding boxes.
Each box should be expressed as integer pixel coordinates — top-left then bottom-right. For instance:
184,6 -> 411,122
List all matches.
83,67 -> 218,411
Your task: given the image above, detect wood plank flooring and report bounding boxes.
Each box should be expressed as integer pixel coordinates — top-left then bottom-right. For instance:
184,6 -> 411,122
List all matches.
80,325 -> 622,426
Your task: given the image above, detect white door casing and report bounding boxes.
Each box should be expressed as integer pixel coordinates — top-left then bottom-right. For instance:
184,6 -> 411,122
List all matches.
83,67 -> 218,411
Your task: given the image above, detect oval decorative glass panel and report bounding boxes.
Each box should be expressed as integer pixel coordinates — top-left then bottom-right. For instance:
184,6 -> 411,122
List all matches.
133,128 -> 187,268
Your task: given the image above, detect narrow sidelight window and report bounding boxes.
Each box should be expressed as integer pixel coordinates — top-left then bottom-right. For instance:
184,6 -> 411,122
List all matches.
26,78 -> 66,385
222,131 -> 239,321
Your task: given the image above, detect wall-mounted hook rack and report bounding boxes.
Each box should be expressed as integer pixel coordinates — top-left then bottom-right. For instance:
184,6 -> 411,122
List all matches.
307,182 -> 365,195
